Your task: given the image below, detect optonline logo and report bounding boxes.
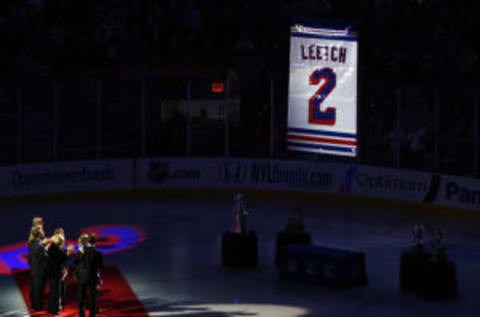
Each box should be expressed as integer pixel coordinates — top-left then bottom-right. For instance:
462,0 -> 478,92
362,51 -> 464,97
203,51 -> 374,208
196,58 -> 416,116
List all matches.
341,166 -> 441,203
354,172 -> 427,193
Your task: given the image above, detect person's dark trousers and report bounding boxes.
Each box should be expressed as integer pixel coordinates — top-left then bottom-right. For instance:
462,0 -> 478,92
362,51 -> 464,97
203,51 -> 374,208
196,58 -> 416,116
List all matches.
78,283 -> 87,317
30,273 -> 46,310
89,284 -> 99,317
29,278 -> 35,309
79,283 -> 98,317
60,279 -> 66,311
48,276 -> 61,314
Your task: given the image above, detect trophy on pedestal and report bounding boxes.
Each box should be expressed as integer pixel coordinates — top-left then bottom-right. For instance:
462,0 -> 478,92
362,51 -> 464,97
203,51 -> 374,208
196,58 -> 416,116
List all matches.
232,193 -> 248,234
411,223 -> 427,255
222,193 -> 257,267
275,204 -> 311,268
412,223 -> 424,246
433,230 -> 445,250
401,224 -> 456,299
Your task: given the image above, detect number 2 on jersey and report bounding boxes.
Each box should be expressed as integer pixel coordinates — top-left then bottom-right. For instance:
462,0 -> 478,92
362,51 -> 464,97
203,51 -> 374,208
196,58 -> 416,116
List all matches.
308,67 -> 336,125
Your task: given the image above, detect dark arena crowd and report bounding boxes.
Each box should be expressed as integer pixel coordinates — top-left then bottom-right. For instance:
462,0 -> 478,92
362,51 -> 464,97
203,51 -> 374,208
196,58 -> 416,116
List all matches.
1,0 -> 479,176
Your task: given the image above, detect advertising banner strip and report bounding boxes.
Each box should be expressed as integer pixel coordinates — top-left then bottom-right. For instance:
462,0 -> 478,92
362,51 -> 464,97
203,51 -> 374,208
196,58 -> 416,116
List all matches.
0,159 -> 133,197
437,175 -> 480,211
5,156 -> 480,214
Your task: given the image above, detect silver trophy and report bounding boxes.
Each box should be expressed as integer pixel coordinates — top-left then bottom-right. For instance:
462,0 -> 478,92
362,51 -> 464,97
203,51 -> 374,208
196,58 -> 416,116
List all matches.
412,224 -> 425,246
232,193 -> 248,234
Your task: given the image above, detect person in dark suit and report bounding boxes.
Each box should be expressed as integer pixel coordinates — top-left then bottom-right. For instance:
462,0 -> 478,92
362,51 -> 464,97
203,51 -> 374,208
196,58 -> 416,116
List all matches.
53,227 -> 68,309
28,225 -> 49,311
75,233 -> 103,317
74,233 -> 89,281
46,233 -> 74,315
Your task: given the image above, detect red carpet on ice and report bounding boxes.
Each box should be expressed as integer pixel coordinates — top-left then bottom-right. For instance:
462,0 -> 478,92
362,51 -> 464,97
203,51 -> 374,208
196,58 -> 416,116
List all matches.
14,267 -> 148,316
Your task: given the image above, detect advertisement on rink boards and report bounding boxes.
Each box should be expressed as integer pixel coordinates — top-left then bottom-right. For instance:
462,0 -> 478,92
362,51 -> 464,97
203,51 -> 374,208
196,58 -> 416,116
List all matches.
435,174 -> 480,211
5,156 -> 480,213
137,158 -> 215,189
137,158 -> 439,206
219,159 -> 344,193
139,158 -> 346,193
341,165 -> 434,203
0,159 -> 133,197
343,165 -> 480,212
287,19 -> 358,157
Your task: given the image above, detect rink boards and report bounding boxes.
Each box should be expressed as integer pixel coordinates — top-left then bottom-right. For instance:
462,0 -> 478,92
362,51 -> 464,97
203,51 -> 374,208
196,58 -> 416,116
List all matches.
0,158 -> 479,213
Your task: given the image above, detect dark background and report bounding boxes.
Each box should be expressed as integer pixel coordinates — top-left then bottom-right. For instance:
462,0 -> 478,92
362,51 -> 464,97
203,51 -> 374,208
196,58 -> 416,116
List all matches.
1,0 -> 479,176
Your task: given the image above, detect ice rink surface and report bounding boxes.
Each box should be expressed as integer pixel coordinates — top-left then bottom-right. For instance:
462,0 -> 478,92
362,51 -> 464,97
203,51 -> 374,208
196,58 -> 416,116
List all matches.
1,192 -> 480,316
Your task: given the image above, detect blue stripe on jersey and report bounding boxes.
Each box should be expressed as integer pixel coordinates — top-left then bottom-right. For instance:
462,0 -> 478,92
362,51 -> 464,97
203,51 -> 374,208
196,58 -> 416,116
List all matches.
288,141 -> 355,153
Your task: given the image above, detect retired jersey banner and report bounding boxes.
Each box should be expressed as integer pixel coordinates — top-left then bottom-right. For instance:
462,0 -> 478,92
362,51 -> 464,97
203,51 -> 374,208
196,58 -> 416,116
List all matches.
287,19 -> 358,157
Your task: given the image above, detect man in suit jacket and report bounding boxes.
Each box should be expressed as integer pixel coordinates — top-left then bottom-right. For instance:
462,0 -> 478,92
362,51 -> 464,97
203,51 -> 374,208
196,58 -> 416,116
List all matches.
46,233 -> 74,315
28,225 -> 49,311
75,233 -> 103,317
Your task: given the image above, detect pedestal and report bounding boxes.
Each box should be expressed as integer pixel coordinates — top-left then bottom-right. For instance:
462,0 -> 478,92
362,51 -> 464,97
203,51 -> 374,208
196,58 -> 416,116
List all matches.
221,232 -> 258,268
278,244 -> 367,288
275,231 -> 311,267
400,247 -> 457,300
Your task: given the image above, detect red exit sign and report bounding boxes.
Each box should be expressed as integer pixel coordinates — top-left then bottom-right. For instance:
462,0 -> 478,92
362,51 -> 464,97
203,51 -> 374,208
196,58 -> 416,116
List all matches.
211,82 -> 225,93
